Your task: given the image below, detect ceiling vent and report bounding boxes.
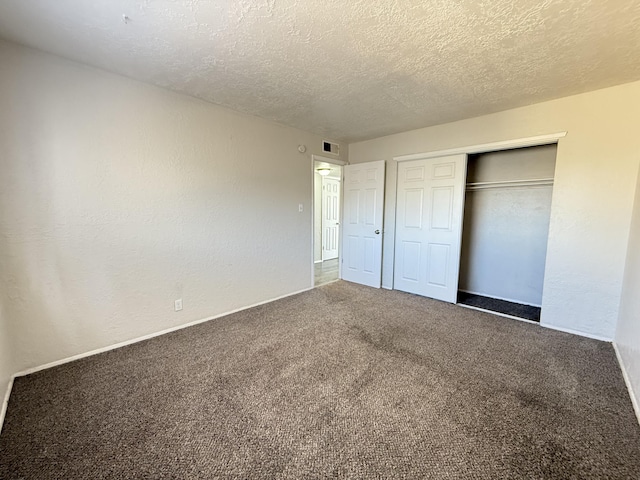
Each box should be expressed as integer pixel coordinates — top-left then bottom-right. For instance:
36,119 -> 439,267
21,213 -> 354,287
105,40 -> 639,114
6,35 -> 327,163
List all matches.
322,141 -> 340,156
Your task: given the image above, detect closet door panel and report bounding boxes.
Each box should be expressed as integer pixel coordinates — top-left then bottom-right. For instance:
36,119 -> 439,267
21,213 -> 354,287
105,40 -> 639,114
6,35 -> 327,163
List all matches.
400,241 -> 421,282
404,189 -> 424,228
394,155 -> 467,302
427,243 -> 450,287
430,187 -> 454,230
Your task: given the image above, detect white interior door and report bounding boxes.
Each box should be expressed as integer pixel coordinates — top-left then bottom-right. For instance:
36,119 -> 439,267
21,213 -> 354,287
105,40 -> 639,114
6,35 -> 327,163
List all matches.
341,160 -> 385,287
322,176 -> 340,260
394,154 -> 467,302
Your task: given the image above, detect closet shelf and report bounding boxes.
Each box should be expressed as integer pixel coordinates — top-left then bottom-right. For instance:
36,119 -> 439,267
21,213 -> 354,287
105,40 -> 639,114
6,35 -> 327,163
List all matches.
466,178 -> 554,191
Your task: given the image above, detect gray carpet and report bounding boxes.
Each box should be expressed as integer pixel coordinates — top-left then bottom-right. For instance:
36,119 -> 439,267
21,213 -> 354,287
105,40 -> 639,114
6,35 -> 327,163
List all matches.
1,281 -> 639,479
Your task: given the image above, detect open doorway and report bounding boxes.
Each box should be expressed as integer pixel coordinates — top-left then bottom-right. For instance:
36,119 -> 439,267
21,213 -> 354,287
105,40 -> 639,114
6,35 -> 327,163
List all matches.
314,159 -> 343,286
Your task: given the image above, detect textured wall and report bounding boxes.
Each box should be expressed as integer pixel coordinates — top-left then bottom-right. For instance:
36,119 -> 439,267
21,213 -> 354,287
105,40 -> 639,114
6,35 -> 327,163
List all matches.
0,40 -> 339,383
616,166 -> 640,420
349,80 -> 640,340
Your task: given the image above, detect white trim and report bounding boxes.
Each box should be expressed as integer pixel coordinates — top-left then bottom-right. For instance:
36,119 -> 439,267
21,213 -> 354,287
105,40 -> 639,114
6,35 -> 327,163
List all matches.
0,375 -> 15,435
11,287 -> 313,380
539,323 -> 611,342
314,260 -> 323,264
613,342 -> 640,426
312,154 -> 347,166
457,303 -> 540,325
458,289 -> 542,308
393,132 -> 567,162
311,155 -> 317,288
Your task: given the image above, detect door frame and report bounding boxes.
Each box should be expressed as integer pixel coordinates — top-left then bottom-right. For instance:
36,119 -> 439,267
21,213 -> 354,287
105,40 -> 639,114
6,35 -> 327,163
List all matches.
311,154 -> 347,287
388,132 -> 567,292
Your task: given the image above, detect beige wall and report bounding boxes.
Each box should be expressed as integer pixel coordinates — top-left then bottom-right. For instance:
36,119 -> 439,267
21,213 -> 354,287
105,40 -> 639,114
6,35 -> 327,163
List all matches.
350,81 -> 640,340
0,40 -> 344,399
616,166 -> 640,421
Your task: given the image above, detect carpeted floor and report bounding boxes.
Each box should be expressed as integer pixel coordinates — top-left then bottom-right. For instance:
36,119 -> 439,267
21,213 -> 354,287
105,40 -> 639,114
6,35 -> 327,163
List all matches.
1,281 -> 639,479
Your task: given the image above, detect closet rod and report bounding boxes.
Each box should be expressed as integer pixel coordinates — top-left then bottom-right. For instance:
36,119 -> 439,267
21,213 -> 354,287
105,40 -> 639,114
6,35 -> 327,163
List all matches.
466,178 -> 554,191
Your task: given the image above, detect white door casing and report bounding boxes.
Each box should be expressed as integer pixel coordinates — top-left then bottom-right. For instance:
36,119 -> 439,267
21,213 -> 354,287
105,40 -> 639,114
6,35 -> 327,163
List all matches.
341,161 -> 386,288
394,154 -> 467,302
322,176 -> 340,261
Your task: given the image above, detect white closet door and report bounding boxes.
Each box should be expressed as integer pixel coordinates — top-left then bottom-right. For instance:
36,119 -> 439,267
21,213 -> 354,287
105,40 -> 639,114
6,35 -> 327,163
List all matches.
341,161 -> 385,288
394,154 -> 467,302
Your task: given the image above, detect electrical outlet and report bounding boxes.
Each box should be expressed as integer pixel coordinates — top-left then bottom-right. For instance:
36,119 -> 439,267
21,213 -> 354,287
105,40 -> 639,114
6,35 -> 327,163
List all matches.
174,298 -> 183,311
299,203 -> 304,212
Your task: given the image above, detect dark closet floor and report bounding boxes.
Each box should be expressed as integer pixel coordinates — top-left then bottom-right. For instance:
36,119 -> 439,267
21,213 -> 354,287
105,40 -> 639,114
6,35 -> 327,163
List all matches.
457,292 -> 541,322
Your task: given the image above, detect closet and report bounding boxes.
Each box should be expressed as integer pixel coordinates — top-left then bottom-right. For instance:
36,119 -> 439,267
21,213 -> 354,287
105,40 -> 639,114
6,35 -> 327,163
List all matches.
457,145 -> 557,321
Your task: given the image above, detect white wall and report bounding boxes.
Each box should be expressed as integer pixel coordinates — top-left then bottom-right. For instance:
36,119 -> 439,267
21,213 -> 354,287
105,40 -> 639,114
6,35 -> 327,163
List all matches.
0,39 -> 344,395
350,81 -> 640,340
460,146 -> 557,306
616,166 -> 640,421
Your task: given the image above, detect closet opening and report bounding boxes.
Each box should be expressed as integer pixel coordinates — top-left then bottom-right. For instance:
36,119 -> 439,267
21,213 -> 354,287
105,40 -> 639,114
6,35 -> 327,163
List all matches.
457,144 -> 557,322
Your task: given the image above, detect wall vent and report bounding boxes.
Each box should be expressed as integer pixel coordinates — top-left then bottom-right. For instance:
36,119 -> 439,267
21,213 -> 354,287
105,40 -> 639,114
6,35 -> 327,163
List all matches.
322,141 -> 340,156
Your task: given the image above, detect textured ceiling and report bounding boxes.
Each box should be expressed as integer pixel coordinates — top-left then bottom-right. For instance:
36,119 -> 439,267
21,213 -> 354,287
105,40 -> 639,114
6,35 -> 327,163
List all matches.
1,1 -> 640,143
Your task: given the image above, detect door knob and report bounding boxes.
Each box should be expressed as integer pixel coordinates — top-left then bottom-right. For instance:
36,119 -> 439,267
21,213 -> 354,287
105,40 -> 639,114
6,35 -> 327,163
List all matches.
375,229 -> 380,234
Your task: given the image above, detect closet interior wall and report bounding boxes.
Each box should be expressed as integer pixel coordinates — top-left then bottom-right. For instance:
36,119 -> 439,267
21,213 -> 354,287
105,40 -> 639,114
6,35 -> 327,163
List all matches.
459,145 -> 558,307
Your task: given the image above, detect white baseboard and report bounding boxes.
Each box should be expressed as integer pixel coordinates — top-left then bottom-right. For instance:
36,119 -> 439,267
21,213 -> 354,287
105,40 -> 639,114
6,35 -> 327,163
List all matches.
613,342 -> 640,426
0,375 -> 15,435
314,260 -> 322,264
540,323 -> 612,342
9,286 -> 313,382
